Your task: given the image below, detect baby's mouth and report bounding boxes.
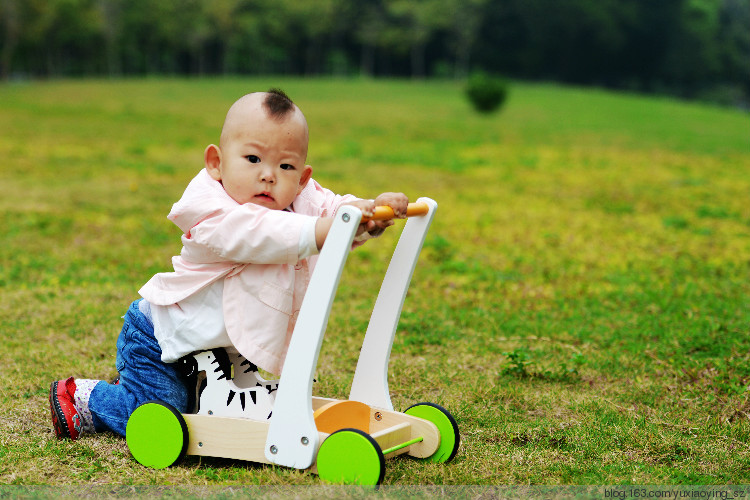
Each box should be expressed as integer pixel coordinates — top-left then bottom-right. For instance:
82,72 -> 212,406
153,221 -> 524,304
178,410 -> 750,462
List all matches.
255,192 -> 274,201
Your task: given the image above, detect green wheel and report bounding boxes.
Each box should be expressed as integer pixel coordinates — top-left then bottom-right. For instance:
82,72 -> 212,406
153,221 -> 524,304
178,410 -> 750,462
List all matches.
126,400 -> 188,469
316,428 -> 385,486
404,402 -> 460,463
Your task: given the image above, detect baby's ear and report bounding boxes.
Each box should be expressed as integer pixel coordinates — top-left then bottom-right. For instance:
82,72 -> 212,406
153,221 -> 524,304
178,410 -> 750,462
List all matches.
204,144 -> 222,180
298,165 -> 313,192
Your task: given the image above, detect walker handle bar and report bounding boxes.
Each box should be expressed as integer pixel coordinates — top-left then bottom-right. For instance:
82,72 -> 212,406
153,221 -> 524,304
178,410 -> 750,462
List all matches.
362,202 -> 430,222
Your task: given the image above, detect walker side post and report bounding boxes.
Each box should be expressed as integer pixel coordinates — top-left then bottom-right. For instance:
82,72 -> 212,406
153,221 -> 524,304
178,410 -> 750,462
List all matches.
349,197 -> 437,410
264,205 -> 362,469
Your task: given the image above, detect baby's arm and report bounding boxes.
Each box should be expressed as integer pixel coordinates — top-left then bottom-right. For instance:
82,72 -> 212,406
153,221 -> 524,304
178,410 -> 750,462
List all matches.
314,193 -> 409,250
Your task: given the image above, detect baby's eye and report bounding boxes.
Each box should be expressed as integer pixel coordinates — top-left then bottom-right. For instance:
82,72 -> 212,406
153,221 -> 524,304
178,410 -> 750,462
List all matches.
246,155 -> 261,163
280,164 -> 295,171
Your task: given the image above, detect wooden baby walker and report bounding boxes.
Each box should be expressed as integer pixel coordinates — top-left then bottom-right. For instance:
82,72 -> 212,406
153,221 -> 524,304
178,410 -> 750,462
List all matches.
124,198 -> 460,486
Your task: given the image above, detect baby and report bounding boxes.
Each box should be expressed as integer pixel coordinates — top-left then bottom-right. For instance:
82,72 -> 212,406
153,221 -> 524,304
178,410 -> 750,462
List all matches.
50,89 -> 408,440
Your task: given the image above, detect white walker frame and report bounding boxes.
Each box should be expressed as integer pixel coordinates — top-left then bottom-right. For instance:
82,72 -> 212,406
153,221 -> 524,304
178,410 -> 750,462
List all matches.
264,197 -> 438,468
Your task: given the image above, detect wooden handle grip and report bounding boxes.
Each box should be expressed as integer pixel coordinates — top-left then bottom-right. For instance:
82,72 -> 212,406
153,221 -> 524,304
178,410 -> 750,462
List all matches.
362,202 -> 430,222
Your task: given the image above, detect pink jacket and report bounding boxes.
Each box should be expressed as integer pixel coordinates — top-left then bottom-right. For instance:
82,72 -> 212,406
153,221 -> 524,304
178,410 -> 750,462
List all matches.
139,168 -> 358,374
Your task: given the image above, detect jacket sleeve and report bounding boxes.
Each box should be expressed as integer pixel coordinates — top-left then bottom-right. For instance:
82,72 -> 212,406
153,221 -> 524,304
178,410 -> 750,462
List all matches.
294,178 -> 376,249
186,204 -> 315,265
306,179 -> 361,216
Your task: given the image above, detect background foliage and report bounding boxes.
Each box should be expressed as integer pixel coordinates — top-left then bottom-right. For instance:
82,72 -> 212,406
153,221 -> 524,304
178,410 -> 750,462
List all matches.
1,0 -> 749,105
0,78 -> 749,485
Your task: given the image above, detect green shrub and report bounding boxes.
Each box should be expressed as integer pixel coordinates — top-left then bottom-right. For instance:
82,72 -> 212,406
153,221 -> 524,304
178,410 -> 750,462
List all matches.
465,72 -> 509,113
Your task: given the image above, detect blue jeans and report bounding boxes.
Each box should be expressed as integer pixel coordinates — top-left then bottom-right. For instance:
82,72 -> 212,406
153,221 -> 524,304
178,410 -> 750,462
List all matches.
88,300 -> 188,437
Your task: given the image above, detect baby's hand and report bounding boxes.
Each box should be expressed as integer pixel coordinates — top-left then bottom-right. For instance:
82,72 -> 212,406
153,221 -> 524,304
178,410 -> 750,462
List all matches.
364,192 -> 409,238
374,192 -> 409,219
343,199 -> 376,220
340,200 -> 377,238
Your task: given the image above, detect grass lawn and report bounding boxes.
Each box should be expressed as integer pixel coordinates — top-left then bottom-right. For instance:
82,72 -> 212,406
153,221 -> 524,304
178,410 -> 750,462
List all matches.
0,77 -> 749,487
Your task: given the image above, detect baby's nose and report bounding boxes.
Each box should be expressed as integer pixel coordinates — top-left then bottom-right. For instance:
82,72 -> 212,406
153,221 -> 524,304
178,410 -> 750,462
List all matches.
260,167 -> 275,183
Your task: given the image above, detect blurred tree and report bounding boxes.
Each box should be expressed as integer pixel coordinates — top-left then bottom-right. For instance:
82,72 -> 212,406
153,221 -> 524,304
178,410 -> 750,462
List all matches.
355,0 -> 388,76
716,0 -> 750,96
258,0 -> 349,75
0,0 -> 21,79
218,0 -> 263,74
385,0 -> 451,78
17,0 -> 103,76
0,0 -> 747,104
118,0 -> 169,73
663,0 -> 722,95
445,0 -> 488,78
96,0 -> 123,76
508,0 -> 632,84
615,0 -> 682,92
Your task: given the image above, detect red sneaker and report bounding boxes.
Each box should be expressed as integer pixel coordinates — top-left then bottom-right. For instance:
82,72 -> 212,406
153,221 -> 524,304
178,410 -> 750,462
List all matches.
49,377 -> 82,440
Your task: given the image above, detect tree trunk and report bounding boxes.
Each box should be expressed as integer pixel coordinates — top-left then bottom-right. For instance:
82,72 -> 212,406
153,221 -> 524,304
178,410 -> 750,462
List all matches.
411,42 -> 425,79
360,43 -> 375,76
1,0 -> 20,79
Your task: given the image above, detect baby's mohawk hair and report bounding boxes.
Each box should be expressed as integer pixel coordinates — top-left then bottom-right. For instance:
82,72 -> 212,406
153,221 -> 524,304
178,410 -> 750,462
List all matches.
264,88 -> 295,119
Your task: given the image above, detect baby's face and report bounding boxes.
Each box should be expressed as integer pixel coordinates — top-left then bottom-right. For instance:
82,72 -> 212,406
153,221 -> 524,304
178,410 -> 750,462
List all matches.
211,103 -> 311,210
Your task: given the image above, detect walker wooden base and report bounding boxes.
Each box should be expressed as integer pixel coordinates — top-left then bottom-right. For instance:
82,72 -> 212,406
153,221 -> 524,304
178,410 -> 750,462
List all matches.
127,396 -> 458,484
